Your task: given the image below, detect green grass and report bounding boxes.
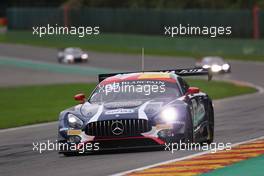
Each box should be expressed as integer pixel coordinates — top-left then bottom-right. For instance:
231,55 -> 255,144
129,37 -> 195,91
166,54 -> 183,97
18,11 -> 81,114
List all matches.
0,83 -> 96,129
0,80 -> 256,129
187,79 -> 256,99
0,31 -> 264,61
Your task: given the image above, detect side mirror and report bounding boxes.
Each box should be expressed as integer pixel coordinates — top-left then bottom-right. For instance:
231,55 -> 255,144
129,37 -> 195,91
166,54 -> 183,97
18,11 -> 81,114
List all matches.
74,93 -> 86,104
187,87 -> 200,94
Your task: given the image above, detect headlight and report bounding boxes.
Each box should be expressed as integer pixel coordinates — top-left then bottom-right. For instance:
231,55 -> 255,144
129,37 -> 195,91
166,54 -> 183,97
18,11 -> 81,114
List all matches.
65,55 -> 74,60
68,114 -> 83,128
222,64 -> 230,71
81,54 -> 88,59
161,107 -> 178,123
202,64 -> 210,69
211,64 -> 222,72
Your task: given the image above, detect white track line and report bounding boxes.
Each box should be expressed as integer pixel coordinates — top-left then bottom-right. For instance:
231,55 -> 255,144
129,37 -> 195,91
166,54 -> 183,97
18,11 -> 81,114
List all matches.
112,135 -> 264,176
0,121 -> 57,133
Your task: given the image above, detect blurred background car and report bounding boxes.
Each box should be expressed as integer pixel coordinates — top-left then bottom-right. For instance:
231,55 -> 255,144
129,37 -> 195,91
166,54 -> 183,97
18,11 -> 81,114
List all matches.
57,47 -> 88,63
196,56 -> 231,74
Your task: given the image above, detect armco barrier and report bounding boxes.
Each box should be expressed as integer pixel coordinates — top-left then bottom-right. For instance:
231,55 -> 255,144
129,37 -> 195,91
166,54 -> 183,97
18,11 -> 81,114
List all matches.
260,11 -> 264,38
7,7 -> 263,38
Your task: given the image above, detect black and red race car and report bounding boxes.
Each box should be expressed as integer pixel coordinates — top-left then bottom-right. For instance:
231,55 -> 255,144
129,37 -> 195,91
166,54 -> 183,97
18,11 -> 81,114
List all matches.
58,68 -> 214,155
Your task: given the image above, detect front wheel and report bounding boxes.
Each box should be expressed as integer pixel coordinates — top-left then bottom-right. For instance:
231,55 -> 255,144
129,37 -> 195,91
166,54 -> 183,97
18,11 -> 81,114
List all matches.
62,152 -> 79,157
58,57 -> 63,63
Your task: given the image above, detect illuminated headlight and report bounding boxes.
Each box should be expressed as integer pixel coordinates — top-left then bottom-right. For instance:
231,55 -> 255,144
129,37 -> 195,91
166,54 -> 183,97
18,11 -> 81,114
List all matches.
202,65 -> 210,69
65,55 -> 74,60
211,64 -> 222,72
68,114 -> 83,128
222,64 -> 230,71
81,54 -> 88,59
161,107 -> 178,123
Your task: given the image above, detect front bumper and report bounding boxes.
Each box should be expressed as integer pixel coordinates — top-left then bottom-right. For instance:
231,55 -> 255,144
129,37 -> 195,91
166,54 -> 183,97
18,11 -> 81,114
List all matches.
59,136 -> 165,154
58,122 -> 185,153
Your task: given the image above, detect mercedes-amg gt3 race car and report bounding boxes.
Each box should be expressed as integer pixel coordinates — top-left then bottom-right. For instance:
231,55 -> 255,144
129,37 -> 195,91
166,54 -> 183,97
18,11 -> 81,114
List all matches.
58,68 -> 214,155
57,47 -> 88,63
196,56 -> 231,74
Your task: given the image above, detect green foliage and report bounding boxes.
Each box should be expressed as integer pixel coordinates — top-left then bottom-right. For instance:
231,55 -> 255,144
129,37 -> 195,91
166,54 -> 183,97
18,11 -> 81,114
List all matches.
7,0 -> 264,9
82,0 -> 264,9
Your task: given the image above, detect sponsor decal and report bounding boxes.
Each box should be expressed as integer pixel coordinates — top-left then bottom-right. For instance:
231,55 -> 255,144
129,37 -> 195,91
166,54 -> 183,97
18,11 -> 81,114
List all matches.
105,109 -> 134,115
67,129 -> 82,135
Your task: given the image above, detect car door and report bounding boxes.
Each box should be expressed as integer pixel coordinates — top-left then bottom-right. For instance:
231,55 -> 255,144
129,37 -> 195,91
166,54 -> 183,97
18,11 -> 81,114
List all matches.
178,77 -> 206,130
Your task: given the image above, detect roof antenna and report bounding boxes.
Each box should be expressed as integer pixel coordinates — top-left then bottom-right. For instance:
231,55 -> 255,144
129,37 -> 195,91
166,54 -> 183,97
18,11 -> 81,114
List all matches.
141,47 -> 144,72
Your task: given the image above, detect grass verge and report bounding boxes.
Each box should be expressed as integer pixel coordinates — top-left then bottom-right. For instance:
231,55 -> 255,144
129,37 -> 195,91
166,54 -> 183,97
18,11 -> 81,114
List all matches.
0,31 -> 264,62
0,80 -> 257,129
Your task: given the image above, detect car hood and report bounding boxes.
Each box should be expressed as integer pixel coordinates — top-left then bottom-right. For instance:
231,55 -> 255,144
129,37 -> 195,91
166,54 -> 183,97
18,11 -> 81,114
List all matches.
77,98 -> 185,123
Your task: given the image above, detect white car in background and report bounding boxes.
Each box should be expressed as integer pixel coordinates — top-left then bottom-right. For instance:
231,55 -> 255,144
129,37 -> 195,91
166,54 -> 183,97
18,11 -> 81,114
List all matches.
58,48 -> 88,63
196,56 -> 231,74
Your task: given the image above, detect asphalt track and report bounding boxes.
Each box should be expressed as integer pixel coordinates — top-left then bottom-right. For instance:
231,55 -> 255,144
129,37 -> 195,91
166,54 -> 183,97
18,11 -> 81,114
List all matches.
0,43 -> 264,176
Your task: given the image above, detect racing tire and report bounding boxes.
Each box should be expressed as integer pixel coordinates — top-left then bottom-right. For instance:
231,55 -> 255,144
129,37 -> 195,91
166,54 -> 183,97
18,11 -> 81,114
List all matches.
62,152 -> 79,157
63,153 -> 78,157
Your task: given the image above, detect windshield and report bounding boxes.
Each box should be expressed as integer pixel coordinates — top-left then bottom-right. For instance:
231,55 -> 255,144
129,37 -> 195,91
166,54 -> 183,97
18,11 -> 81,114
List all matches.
64,48 -> 82,54
89,80 -> 181,103
202,57 -> 224,65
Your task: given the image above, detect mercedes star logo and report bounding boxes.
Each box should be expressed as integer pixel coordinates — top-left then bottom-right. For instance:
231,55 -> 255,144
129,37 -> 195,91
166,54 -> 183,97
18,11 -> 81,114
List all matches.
111,121 -> 124,136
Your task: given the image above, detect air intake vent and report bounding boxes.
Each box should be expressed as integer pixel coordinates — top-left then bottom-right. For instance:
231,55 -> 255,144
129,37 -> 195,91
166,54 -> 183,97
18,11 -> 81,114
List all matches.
85,119 -> 151,137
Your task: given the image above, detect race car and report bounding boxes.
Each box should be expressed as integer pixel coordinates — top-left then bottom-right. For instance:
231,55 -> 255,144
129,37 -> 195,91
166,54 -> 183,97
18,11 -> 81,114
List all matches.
57,47 -> 88,63
58,68 -> 214,155
196,56 -> 231,74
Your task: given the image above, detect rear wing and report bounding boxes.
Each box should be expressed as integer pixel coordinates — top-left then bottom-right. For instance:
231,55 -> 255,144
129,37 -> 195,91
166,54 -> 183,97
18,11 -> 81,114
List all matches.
98,68 -> 212,82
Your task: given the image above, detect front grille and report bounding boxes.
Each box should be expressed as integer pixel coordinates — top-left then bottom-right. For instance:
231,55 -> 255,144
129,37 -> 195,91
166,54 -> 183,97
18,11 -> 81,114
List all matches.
74,57 -> 82,62
85,119 -> 151,137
